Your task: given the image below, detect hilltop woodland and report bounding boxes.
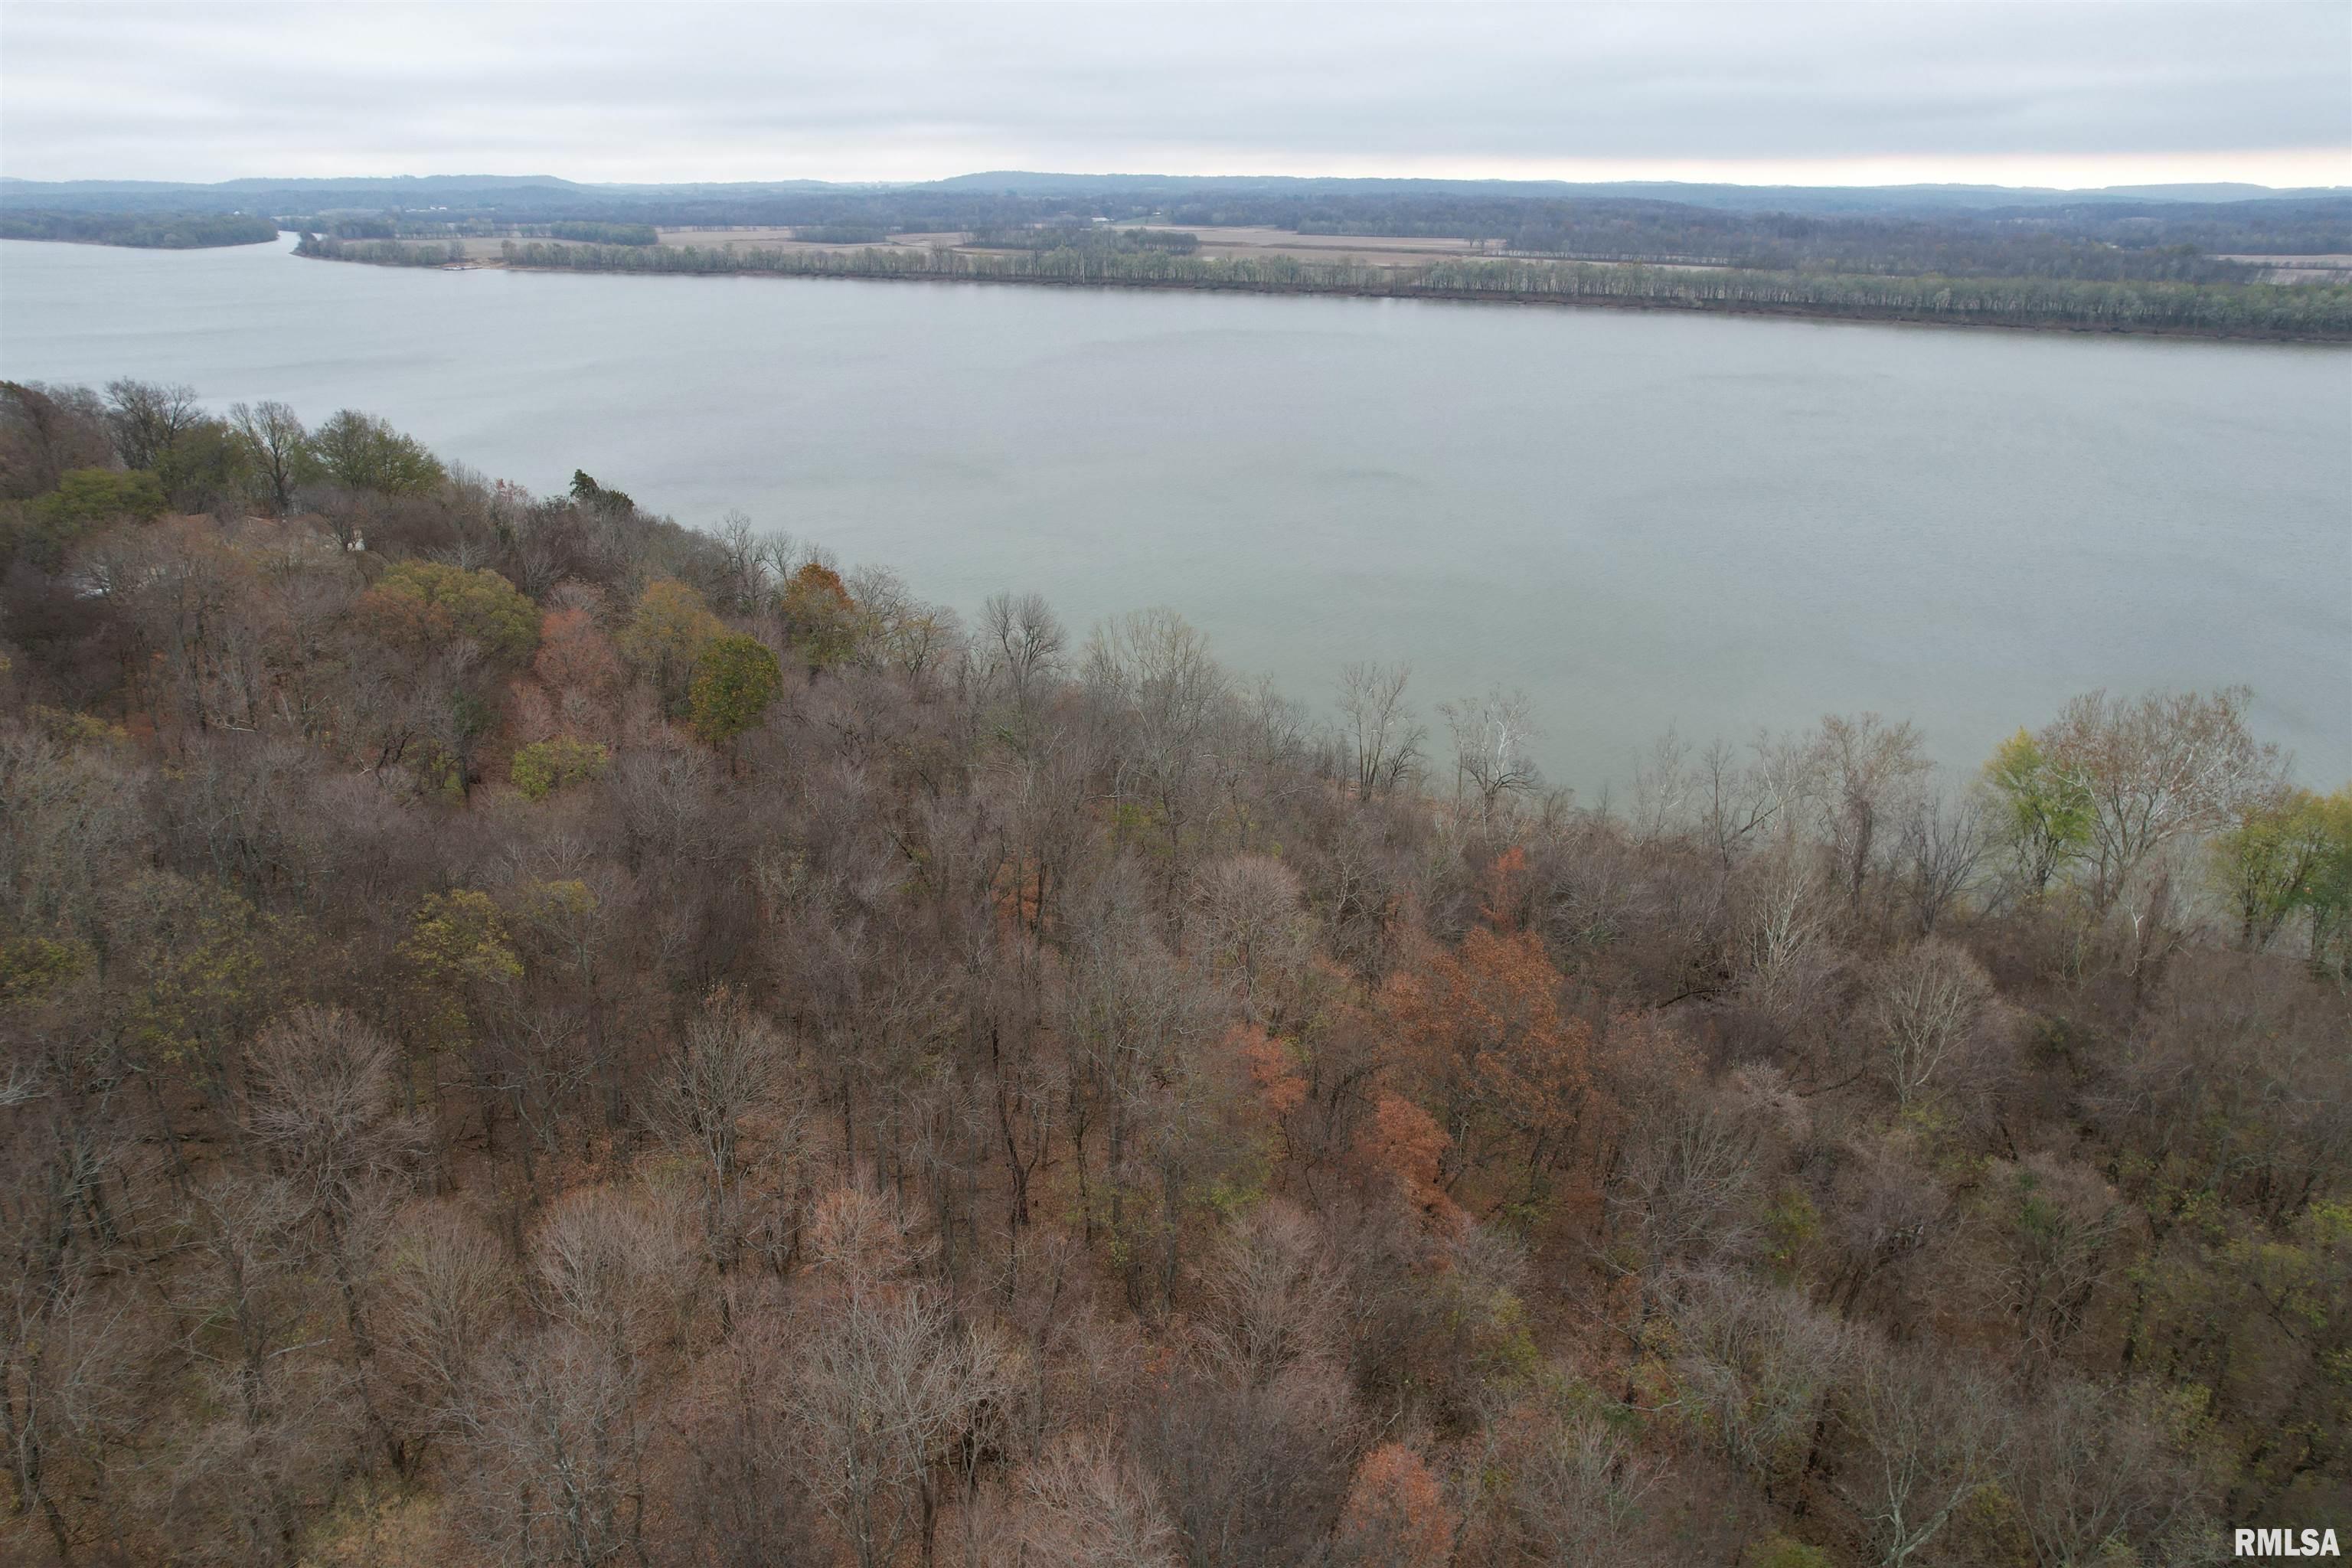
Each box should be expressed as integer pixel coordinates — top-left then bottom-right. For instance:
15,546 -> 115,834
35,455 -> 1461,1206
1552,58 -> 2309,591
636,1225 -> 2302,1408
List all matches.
2,377 -> 2350,1568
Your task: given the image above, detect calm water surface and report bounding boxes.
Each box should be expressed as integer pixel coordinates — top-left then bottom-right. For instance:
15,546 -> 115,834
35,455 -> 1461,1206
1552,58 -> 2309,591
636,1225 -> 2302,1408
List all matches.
4,234 -> 2347,789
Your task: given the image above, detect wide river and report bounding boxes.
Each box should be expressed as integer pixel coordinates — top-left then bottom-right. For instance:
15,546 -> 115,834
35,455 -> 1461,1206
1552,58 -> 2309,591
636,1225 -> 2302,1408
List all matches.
3,234 -> 2347,791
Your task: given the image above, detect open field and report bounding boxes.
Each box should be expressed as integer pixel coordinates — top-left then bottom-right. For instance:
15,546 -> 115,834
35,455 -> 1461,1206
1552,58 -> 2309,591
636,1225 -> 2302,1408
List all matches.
661,223 -> 1498,267
655,226 -> 963,251
449,231 -> 940,260
2216,252 -> 2352,284
1128,222 -> 1495,266
439,224 -> 1501,269
436,228 -> 965,260
1125,227 -> 1726,271
448,224 -> 1681,278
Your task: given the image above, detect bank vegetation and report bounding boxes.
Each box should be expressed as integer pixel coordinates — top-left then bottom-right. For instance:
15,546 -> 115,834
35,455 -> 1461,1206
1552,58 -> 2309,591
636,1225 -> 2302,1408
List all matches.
292,230 -> 2352,338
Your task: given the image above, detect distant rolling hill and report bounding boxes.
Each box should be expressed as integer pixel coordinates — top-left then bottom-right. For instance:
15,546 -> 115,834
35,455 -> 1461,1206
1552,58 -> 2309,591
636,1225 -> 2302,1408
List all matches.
4,170 -> 2343,218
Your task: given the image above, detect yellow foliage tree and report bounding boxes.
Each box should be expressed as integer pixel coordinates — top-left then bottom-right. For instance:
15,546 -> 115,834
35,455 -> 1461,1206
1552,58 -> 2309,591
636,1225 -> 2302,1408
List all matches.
619,577 -> 725,710
397,889 -> 522,1053
779,562 -> 866,669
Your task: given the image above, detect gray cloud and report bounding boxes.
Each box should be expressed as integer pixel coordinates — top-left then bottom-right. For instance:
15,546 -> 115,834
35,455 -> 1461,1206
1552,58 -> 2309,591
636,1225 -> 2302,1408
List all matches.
4,2 -> 2347,186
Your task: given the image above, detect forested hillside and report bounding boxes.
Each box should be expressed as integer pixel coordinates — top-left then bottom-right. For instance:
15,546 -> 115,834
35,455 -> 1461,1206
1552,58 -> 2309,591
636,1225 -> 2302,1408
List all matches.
0,211 -> 279,249
2,377 -> 2348,1567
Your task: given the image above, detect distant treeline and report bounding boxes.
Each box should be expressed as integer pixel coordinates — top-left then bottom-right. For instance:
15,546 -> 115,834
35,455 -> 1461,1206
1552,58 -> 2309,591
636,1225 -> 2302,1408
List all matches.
1491,215 -> 2257,283
1178,195 -> 2351,279
307,216 -> 400,240
403,188 -> 2350,277
29,177 -> 2352,280
426,191 -> 2352,279
289,234 -> 2352,338
0,209 -> 279,249
296,234 -> 466,266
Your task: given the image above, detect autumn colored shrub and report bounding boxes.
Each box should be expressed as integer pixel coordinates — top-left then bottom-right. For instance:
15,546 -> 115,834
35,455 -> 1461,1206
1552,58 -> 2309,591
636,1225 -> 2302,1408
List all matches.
689,632 -> 783,745
359,557 -> 539,662
510,733 -> 610,799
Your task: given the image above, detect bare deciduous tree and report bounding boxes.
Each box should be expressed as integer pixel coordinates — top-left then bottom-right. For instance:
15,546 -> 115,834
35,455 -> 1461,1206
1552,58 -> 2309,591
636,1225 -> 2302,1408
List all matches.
1335,662 -> 1426,800
1862,940 -> 1999,1107
1085,608 -> 1232,874
1196,1201 -> 1346,1389
1187,855 -> 1313,1015
1130,1355 -> 1354,1568
1736,840 -> 1844,1026
1018,1428 -> 1181,1568
1995,1376 -> 2216,1568
376,1203 -> 511,1466
0,380 -> 114,497
795,1221 -> 1018,1568
244,1007 -> 423,1359
469,1322 -> 651,1568
1666,1271 -> 1851,1504
982,590 -> 1067,723
1442,687 -> 1542,832
173,1171 -> 358,1566
1838,1339 -> 2001,1567
2040,686 -> 2281,913
1601,1093 -> 1769,1322
1981,1154 -> 2122,1362
103,378 -> 202,473
531,1186 -> 696,1357
1898,786 -> 1988,933
1504,1405 -> 1664,1566
645,988 -> 802,1292
228,401 -> 309,515
1808,713 -> 1932,911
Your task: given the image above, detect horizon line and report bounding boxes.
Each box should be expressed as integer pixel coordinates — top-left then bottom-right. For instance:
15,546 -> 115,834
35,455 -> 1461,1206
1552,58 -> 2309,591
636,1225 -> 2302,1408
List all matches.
4,166 -> 2347,197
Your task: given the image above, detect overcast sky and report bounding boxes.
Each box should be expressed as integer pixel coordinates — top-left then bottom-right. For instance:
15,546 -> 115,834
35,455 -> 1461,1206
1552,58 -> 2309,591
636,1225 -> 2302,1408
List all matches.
4,2 -> 2347,189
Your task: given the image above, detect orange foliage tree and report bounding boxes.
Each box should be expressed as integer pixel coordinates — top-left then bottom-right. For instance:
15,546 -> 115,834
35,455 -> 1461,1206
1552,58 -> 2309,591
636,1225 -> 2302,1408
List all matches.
511,599 -> 622,742
1334,1442 -> 1458,1568
1360,1089 -> 1464,1233
1236,1022 -> 1307,1122
1380,854 -> 1601,1213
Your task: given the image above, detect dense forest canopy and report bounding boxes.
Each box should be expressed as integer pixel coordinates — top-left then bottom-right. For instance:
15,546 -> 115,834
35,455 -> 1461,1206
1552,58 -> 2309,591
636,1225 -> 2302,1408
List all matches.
2,374 -> 2349,1567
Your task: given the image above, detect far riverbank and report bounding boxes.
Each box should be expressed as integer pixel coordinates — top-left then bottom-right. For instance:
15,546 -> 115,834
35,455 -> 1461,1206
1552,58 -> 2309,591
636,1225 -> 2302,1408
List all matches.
292,235 -> 2352,344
